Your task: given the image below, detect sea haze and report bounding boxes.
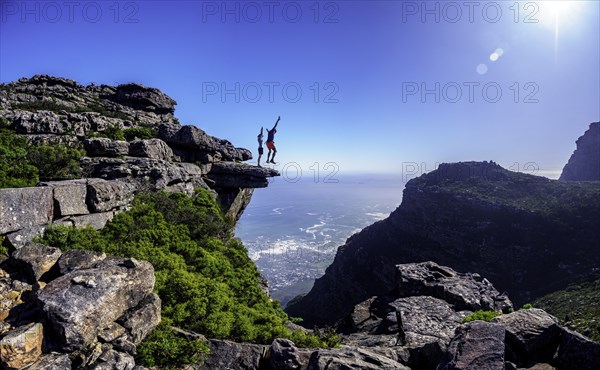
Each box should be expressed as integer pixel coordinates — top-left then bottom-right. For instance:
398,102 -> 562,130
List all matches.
235,172 -> 404,306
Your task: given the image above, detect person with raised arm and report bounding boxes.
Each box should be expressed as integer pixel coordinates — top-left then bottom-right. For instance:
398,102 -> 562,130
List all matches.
266,116 -> 280,164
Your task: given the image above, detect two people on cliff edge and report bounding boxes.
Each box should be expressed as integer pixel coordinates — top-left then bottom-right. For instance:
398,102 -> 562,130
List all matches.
257,116 -> 280,167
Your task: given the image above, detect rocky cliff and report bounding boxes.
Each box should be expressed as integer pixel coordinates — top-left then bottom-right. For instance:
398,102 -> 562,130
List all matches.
0,75 -> 279,369
560,122 -> 600,181
286,161 -> 600,328
0,75 -> 278,249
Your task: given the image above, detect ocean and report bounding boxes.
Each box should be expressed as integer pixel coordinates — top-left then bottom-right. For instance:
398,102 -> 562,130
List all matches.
235,173 -> 405,306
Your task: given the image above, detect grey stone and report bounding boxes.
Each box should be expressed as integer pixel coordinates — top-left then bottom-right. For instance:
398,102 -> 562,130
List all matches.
438,321 -> 505,370
117,293 -> 161,345
268,338 -> 305,370
307,347 -> 410,370
37,257 -> 155,352
0,187 -> 54,234
207,162 -> 279,188
492,308 -> 561,365
4,225 -> 49,249
84,138 -> 130,157
68,211 -> 115,229
128,138 -> 173,161
88,349 -> 135,370
86,179 -> 136,212
27,353 -> 72,370
11,242 -> 61,281
554,328 -> 600,370
57,249 -> 107,275
40,180 -> 89,216
198,339 -> 266,370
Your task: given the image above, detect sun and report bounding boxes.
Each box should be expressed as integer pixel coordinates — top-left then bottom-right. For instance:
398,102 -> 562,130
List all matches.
537,0 -> 584,27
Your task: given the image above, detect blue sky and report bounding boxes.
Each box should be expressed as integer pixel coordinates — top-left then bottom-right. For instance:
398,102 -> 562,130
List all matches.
1,0 -> 599,177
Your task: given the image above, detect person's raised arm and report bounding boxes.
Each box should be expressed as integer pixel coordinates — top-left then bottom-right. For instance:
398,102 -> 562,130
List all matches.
273,116 -> 280,130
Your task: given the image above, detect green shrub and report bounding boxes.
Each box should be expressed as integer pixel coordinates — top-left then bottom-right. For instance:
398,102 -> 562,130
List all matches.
97,124 -> 125,141
124,127 -> 157,141
0,236 -> 8,256
0,129 -> 39,187
27,144 -> 85,180
136,321 -> 210,369
521,303 -> 533,310
0,116 -> 10,129
463,310 -> 502,323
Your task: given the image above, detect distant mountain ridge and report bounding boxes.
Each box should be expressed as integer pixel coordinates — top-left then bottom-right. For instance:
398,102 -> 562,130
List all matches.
286,159 -> 600,327
560,122 -> 600,181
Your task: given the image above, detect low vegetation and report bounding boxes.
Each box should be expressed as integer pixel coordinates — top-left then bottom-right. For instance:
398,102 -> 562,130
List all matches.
37,189 -> 338,367
1,127 -> 84,188
462,310 -> 502,323
534,276 -> 600,342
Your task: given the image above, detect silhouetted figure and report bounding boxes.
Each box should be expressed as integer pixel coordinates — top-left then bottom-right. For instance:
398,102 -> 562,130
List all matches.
266,116 -> 280,164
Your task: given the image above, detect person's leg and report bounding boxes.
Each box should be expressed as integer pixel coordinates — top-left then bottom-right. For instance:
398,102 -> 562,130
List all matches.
270,146 -> 277,163
258,148 -> 263,167
266,149 -> 271,163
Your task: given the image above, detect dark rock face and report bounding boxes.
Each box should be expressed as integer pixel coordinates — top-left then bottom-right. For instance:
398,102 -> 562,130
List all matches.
438,321 -> 505,370
207,162 -> 279,188
554,328 -> 600,370
268,338 -> 307,370
27,353 -> 72,370
286,161 -> 600,327
560,122 -> 600,181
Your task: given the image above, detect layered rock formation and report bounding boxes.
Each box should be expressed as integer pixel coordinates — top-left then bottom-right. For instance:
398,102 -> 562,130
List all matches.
286,161 -> 600,327
560,122 -> 600,181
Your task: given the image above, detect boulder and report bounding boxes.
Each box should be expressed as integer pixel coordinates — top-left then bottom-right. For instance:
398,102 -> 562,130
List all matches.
268,338 -> 309,370
84,138 -> 129,157
37,257 -> 155,352
492,309 -> 561,365
88,348 -> 136,370
117,293 -> 161,345
3,225 -> 49,249
86,179 -> 136,213
27,353 -> 72,370
198,339 -> 266,370
0,323 -> 44,369
307,347 -> 410,370
157,123 -> 251,162
67,211 -> 115,230
390,296 -> 463,369
554,328 -> 600,370
396,262 -> 513,313
40,180 -> 89,216
57,249 -> 107,275
112,83 -> 176,114
0,187 -> 54,234
11,242 -> 61,281
128,138 -> 173,161
438,321 -> 505,370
